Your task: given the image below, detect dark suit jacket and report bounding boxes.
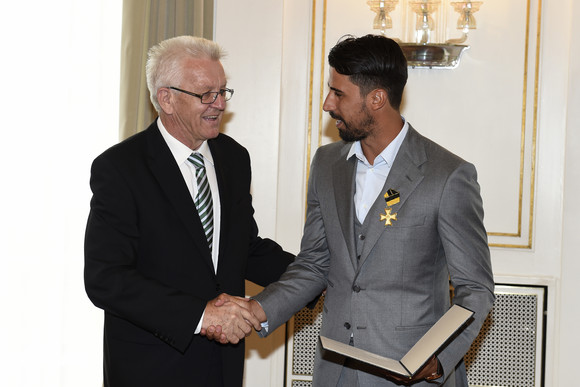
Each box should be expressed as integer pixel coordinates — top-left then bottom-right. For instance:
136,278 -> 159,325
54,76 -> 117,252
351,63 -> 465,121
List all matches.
84,121 -> 293,387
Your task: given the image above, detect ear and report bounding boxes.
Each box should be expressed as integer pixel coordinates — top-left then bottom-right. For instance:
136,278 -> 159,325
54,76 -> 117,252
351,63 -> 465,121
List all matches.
157,87 -> 175,115
367,89 -> 389,111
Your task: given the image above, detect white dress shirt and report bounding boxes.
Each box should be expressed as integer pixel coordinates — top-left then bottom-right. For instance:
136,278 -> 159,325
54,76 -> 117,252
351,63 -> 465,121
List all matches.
348,119 -> 409,223
157,118 -> 222,334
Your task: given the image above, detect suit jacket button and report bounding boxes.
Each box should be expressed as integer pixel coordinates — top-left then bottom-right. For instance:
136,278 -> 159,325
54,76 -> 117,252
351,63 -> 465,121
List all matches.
358,234 -> 365,240
216,283 -> 221,292
353,285 -> 361,293
344,322 -> 351,330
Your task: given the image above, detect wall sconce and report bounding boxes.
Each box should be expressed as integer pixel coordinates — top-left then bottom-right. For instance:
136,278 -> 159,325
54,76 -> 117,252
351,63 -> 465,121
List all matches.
367,0 -> 482,69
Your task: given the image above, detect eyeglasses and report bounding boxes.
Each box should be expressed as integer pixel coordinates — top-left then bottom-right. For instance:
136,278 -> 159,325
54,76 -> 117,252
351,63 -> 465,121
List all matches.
169,86 -> 234,104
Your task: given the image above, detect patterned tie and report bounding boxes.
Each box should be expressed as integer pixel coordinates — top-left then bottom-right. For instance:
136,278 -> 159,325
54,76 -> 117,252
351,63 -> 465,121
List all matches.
188,152 -> 214,251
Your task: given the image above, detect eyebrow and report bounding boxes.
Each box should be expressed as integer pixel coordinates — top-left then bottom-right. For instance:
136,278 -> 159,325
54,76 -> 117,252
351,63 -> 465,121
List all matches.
328,84 -> 344,94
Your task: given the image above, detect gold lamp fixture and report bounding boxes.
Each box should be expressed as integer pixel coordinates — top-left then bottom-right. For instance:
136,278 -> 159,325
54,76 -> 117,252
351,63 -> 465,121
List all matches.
367,0 -> 483,69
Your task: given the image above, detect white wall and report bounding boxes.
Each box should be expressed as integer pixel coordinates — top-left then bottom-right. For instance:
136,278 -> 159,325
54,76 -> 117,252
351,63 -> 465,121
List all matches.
214,1 -> 305,385
0,1 -> 122,385
559,0 -> 580,383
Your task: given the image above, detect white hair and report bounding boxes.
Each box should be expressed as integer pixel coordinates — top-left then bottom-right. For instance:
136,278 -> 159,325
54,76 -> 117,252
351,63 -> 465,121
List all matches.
145,36 -> 224,112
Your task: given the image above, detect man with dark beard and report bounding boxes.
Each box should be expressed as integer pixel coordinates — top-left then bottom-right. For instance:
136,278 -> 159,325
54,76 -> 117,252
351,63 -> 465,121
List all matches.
207,34 -> 494,387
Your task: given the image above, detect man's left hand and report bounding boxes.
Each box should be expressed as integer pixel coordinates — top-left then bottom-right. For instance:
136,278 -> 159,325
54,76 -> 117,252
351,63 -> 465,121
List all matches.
384,355 -> 441,384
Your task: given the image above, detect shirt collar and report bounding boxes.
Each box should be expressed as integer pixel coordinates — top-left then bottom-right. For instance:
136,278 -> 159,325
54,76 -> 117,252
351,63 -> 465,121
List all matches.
157,117 -> 215,167
346,117 -> 409,167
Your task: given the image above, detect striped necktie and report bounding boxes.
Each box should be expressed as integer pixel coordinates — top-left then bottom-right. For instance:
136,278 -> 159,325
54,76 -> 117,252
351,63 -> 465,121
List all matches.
188,152 -> 214,251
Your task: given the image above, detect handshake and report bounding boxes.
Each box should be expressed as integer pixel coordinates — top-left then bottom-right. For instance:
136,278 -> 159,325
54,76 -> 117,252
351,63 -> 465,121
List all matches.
201,293 -> 267,344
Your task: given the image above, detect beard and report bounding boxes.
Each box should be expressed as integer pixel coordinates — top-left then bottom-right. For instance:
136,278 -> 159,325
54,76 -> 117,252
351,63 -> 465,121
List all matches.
338,126 -> 369,142
331,104 -> 375,142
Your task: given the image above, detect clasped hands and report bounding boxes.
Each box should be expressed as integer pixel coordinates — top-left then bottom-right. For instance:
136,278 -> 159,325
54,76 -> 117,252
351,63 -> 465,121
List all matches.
201,293 -> 266,344
201,294 -> 441,383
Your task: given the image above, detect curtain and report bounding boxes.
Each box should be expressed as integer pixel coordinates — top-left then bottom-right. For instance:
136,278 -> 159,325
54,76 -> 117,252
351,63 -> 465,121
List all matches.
119,0 -> 214,140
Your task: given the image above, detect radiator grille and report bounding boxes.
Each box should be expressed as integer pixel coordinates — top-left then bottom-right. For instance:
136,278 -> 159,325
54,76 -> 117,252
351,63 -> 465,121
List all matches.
291,297 -> 324,375
286,285 -> 545,387
465,287 -> 544,387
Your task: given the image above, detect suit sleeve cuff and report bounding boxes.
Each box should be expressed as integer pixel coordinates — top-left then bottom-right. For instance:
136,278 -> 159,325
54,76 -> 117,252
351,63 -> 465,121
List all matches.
251,298 -> 270,337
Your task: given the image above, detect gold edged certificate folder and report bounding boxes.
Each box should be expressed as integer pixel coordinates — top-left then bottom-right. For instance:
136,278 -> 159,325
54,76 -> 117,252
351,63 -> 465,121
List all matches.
319,304 -> 474,377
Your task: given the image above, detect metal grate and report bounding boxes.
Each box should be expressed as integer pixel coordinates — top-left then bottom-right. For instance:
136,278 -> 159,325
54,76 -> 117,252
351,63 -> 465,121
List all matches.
287,285 -> 545,387
465,286 -> 544,387
291,296 -> 325,375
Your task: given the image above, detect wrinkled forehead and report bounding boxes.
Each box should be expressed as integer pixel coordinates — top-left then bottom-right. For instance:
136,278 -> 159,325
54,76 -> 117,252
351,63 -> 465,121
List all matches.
180,57 -> 227,89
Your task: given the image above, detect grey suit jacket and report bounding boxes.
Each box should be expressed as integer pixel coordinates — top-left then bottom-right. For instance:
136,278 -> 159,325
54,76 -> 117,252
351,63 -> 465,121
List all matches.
254,126 -> 495,387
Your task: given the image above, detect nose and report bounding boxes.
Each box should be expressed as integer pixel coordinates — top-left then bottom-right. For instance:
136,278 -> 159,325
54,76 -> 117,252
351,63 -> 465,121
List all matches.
211,93 -> 227,110
322,93 -> 333,112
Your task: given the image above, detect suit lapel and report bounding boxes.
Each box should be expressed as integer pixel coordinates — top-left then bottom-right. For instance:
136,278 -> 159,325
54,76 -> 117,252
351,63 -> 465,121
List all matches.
144,124 -> 215,273
358,126 -> 426,265
332,145 -> 358,268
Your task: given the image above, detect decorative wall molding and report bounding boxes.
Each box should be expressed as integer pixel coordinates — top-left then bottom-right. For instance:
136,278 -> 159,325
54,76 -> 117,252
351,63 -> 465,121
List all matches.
305,0 -> 543,249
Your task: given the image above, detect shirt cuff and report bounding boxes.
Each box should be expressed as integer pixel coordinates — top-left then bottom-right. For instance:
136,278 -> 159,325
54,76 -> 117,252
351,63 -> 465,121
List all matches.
194,309 -> 206,334
260,321 -> 269,333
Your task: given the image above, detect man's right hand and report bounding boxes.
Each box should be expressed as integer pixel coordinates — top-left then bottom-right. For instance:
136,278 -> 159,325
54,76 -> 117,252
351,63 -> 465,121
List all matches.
201,293 -> 262,345
201,294 -> 266,343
